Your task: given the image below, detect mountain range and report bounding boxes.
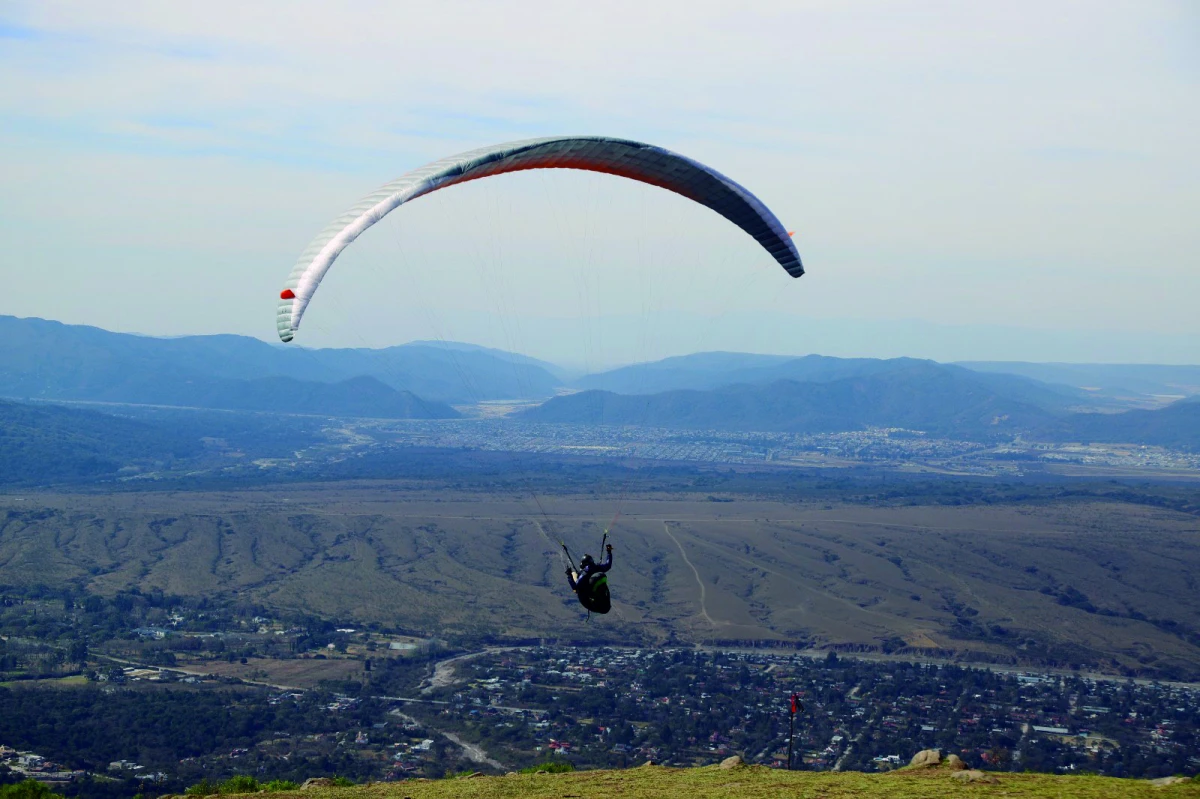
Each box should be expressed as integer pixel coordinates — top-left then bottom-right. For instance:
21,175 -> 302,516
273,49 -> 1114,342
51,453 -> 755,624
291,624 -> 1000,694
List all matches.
957,361 -> 1200,406
0,315 -> 557,411
571,351 -> 1195,410
4,314 -> 1200,459
527,361 -> 1060,439
528,361 -> 1200,449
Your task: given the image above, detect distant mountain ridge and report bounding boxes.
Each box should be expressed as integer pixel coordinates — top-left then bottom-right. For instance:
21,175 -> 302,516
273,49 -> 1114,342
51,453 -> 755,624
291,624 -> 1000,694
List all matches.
574,351 -> 1095,410
957,361 -> 1200,405
7,316 -> 1200,449
1052,400 -> 1200,452
572,351 -> 799,393
527,361 -> 1200,449
406,339 -> 571,380
0,315 -> 558,410
532,361 -> 1062,439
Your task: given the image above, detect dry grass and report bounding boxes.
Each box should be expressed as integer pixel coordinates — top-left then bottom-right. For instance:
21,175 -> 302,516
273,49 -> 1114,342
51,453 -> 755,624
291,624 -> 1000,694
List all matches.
269,765 -> 1198,799
2,485 -> 1199,673
184,656 -> 364,688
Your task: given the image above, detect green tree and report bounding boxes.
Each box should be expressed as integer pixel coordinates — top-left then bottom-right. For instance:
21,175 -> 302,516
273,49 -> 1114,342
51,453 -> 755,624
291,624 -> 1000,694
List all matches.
217,776 -> 259,794
184,779 -> 216,796
0,780 -> 59,799
262,781 -> 299,792
68,638 -> 88,665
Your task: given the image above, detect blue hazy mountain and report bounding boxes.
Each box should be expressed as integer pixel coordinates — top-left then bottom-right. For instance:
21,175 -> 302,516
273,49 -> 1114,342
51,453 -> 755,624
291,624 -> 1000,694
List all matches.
406,339 -> 572,381
1051,398 -> 1200,451
8,315 -> 1198,448
958,361 -> 1200,405
0,315 -> 559,407
527,361 -> 1200,449
572,352 -> 801,393
533,361 -> 1063,438
574,353 -> 1092,411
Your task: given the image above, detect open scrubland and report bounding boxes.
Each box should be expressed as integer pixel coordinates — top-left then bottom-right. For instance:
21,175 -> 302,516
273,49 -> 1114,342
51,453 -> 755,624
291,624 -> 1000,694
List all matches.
3,482 -> 1198,678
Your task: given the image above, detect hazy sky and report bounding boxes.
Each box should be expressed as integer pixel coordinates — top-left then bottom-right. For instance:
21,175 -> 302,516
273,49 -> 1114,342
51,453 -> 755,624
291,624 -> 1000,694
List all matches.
1,1 -> 1197,367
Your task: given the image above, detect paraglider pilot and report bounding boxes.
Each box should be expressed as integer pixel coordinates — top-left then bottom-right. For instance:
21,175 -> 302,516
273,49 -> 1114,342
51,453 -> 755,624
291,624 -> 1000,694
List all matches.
567,543 -> 613,614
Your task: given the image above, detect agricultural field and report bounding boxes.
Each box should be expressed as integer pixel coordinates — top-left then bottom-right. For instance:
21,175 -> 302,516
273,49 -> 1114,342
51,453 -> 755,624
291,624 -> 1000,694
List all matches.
184,657 -> 366,689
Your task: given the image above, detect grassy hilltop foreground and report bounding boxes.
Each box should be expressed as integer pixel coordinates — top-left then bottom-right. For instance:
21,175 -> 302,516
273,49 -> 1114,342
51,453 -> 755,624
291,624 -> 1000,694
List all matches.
209,766 -> 1196,799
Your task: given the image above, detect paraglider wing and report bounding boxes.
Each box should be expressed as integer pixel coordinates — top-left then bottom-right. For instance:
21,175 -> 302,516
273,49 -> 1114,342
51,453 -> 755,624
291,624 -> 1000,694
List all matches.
277,135 -> 803,342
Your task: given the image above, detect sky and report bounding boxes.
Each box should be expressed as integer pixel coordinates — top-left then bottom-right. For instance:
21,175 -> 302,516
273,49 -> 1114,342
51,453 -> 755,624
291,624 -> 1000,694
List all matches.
1,1 -> 1197,368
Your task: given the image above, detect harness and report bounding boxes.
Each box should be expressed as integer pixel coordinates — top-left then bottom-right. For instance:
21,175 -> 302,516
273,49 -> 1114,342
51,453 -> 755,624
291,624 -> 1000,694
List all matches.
577,571 -> 611,614
563,532 -> 612,617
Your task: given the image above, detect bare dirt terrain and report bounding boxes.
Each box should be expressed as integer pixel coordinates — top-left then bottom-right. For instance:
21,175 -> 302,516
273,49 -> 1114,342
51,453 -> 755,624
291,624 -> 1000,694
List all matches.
419,650 -> 499,694
185,656 -> 365,688
2,482 -> 1198,675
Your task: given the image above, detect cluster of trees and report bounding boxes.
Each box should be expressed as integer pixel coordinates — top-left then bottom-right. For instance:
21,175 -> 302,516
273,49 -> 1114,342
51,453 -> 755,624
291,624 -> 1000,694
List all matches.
0,582 -> 386,680
0,686 -> 386,790
0,779 -> 62,799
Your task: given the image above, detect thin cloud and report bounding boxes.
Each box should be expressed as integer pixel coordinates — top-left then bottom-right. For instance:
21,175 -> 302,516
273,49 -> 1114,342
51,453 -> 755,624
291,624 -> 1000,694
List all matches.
0,1 -> 1196,362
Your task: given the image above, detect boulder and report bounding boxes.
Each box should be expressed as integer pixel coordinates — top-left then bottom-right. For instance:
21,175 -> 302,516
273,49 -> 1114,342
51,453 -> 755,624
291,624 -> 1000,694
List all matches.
909,749 -> 942,768
951,770 -> 999,784
639,760 -> 660,767
944,754 -> 967,770
301,778 -> 335,789
1150,777 -> 1191,787
719,755 -> 745,770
